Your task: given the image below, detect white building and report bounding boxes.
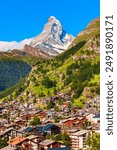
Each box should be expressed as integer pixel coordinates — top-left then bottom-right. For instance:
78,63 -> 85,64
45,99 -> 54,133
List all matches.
69,130 -> 91,150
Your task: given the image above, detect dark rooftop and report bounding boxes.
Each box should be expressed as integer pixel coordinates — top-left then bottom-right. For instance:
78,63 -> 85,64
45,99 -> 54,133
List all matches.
23,127 -> 33,133
93,114 -> 100,119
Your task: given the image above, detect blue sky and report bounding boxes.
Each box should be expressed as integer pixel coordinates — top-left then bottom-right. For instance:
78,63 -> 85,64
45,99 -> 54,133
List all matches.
0,0 -> 100,42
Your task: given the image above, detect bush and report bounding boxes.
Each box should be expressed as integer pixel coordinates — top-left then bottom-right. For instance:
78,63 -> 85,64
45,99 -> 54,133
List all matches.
42,77 -> 56,88
30,116 -> 41,126
72,96 -> 86,109
66,62 -> 79,76
54,116 -> 62,122
0,137 -> 7,149
47,101 -> 55,109
86,133 -> 100,150
56,40 -> 86,62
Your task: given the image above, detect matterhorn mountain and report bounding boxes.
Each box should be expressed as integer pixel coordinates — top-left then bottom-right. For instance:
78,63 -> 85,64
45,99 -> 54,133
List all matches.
29,16 -> 74,56
0,16 -> 74,57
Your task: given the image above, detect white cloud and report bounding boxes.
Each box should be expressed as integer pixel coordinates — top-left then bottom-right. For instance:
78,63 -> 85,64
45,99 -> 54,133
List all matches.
0,38 -> 33,51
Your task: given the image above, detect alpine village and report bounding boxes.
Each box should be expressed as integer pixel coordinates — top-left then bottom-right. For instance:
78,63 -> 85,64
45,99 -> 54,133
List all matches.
0,16 -> 100,150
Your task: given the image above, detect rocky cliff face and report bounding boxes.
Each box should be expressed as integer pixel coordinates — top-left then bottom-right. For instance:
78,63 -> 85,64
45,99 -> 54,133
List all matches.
29,16 -> 74,56
23,45 -> 53,59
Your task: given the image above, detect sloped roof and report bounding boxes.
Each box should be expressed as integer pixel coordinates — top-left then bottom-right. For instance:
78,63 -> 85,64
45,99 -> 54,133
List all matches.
0,145 -> 16,150
22,127 -> 33,132
36,126 -> 44,132
42,123 -> 55,131
70,130 -> 90,136
27,135 -> 38,140
8,136 -> 27,145
39,139 -> 55,146
93,114 -> 100,119
36,123 -> 56,133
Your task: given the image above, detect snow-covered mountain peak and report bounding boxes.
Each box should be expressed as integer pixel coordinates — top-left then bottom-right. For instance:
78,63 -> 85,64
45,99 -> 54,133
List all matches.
48,16 -> 61,24
40,16 -> 62,36
30,16 -> 74,56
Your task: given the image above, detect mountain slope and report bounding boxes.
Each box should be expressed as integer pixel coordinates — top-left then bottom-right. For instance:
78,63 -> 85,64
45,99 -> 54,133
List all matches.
30,16 -> 74,56
1,18 -> 100,108
0,54 -> 46,98
0,57 -> 32,92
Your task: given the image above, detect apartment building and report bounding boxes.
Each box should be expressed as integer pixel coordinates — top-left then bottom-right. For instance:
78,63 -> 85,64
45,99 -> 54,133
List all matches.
69,130 -> 91,150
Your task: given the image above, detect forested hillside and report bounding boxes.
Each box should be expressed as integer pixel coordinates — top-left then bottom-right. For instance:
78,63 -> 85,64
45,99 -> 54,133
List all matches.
0,57 -> 31,91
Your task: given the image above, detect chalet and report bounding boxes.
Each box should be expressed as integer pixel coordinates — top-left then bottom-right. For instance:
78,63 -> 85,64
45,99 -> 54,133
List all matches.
47,110 -> 55,118
23,126 -> 41,135
37,111 -> 47,121
14,119 -> 26,127
20,113 -> 32,121
39,139 -> 61,150
0,128 -> 25,141
92,114 -> 100,124
60,117 -> 76,126
0,128 -> 13,140
56,92 -> 71,101
62,107 -> 71,116
22,124 -> 60,138
73,116 -> 86,128
8,136 -> 29,150
60,116 -> 86,128
54,123 -> 69,132
0,119 -> 8,125
36,124 -> 60,135
27,135 -> 43,150
10,111 -> 19,119
85,112 -> 94,123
